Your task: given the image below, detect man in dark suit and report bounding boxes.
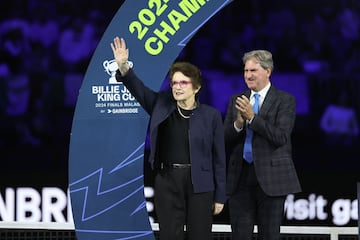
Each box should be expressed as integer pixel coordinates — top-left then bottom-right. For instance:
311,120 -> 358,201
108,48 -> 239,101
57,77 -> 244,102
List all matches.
224,50 -> 301,240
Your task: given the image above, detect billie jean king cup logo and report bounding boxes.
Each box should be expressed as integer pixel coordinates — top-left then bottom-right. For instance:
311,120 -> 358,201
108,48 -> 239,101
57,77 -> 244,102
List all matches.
103,59 -> 133,84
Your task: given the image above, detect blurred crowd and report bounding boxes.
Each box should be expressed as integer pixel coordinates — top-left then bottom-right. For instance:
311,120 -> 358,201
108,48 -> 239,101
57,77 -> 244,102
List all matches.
188,0 -> 360,111
0,1 -> 121,147
0,0 -> 359,151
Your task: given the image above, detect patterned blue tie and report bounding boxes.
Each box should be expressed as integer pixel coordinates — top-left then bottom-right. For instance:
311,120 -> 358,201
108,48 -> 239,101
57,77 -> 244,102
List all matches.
243,93 -> 260,163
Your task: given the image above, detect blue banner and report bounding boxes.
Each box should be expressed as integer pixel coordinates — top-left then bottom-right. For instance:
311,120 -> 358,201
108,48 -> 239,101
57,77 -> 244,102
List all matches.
69,1 -> 233,239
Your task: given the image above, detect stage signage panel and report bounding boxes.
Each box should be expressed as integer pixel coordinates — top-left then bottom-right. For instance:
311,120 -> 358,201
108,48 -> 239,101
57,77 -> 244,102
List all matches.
358,182 -> 360,239
68,1 -> 233,239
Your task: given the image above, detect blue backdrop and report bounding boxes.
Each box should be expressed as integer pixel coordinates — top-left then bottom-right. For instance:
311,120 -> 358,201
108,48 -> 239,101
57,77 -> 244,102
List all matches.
68,1 -> 233,239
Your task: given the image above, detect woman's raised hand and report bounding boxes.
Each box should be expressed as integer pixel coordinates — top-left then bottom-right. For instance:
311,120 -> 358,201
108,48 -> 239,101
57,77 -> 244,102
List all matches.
110,37 -> 130,75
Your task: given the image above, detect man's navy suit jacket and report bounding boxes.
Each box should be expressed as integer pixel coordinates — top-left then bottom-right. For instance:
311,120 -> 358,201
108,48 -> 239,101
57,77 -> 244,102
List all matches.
224,85 -> 301,197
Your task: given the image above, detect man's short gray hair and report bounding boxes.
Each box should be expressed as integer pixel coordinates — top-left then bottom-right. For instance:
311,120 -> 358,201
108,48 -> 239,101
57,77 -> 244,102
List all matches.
242,50 -> 274,71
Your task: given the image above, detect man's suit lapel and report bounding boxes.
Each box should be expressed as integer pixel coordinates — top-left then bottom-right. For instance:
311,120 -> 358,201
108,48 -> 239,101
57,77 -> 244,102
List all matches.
259,86 -> 276,116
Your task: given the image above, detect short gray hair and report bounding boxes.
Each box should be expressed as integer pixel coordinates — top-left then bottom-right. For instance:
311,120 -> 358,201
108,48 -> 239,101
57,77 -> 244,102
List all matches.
242,50 -> 274,71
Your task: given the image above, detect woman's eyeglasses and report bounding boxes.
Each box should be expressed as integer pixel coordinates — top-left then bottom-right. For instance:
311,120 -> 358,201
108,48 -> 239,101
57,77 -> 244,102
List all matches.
170,80 -> 192,88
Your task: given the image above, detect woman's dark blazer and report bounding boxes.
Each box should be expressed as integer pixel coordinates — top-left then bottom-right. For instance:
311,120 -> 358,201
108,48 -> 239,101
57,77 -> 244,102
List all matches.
116,69 -> 227,203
